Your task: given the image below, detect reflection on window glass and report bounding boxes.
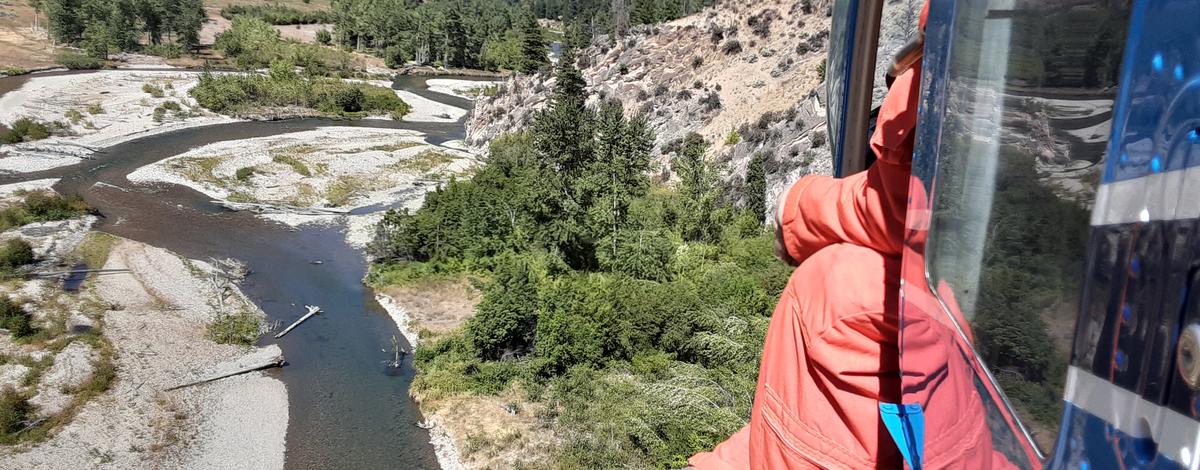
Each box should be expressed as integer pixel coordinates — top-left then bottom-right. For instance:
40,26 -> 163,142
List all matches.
825,0 -> 854,167
874,0 -> 923,106
924,0 -> 1129,451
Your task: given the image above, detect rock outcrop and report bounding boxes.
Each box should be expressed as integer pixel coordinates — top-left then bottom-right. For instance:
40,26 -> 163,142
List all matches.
467,0 -> 846,218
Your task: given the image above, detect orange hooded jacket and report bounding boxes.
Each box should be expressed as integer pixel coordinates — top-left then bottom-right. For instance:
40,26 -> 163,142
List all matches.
686,56 -> 920,470
689,3 -> 1022,466
689,2 -> 933,465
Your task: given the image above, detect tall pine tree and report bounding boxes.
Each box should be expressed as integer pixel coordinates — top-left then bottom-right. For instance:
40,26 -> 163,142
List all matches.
519,15 -> 548,74
745,152 -> 767,223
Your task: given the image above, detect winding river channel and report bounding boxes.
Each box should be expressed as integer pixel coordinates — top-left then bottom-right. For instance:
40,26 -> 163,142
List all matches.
0,71 -> 479,469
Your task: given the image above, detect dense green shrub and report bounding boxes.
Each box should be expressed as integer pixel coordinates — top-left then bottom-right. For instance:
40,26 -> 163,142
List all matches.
57,52 -> 104,70
596,230 -> 675,281
190,68 -> 409,118
23,192 -> 89,221
207,310 -> 262,345
235,167 -> 256,181
315,29 -> 332,45
0,239 -> 35,269
220,5 -> 335,25
0,388 -> 33,443
0,192 -> 90,234
0,296 -> 34,338
143,43 -> 183,59
216,17 -> 287,70
384,49 -> 776,467
0,118 -> 55,144
467,253 -> 540,360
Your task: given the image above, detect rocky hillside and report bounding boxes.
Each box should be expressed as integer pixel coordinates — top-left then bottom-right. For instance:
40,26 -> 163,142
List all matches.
467,0 -> 836,215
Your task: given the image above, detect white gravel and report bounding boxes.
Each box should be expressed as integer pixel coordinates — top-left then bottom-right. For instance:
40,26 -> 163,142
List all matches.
395,90 -> 468,122
0,178 -> 58,197
127,127 -> 473,232
1,239 -> 286,470
345,213 -> 384,250
0,70 -> 237,174
0,363 -> 31,392
28,341 -> 98,417
376,293 -> 420,348
175,345 -> 287,470
425,79 -> 496,101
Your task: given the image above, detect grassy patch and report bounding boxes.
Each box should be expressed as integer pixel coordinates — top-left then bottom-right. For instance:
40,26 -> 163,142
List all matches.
391,149 -> 457,176
207,309 -> 263,346
64,109 -> 84,125
18,333 -> 119,444
2,67 -> 30,77
191,71 -> 410,119
367,142 -> 423,153
291,183 -> 319,206
324,176 -> 363,207
227,191 -> 258,203
0,388 -> 33,444
0,192 -> 91,233
0,118 -> 60,145
235,167 -> 256,182
142,83 -> 165,98
464,85 -> 500,98
219,4 -> 335,24
86,103 -> 104,115
280,144 -> 322,155
72,232 -> 118,271
172,156 -> 228,186
271,154 -> 312,177
0,295 -> 35,339
57,53 -> 104,70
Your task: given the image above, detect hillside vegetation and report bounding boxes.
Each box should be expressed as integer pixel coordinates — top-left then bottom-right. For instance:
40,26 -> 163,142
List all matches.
467,0 -> 837,222
331,0 -> 715,70
191,17 -> 408,119
370,53 -> 786,468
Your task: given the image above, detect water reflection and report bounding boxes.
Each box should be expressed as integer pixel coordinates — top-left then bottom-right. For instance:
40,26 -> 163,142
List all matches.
907,0 -> 1130,460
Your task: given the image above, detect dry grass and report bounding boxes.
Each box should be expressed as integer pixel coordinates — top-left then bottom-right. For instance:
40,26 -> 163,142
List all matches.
172,156 -> 225,185
204,0 -> 332,13
0,4 -> 61,69
366,142 -> 424,153
72,232 -> 118,273
390,149 -> 458,177
420,385 -> 558,470
380,277 -> 480,340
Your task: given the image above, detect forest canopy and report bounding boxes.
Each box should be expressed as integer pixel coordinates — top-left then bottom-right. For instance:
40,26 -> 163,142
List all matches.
331,0 -> 715,70
368,53 -> 783,467
41,0 -> 206,57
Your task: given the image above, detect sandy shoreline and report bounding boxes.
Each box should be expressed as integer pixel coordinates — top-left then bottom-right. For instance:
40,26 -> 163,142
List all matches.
425,79 -> 496,101
374,293 -> 465,470
0,236 -> 287,469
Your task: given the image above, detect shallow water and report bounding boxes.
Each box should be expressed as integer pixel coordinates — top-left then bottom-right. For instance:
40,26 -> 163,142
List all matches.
0,71 -> 489,469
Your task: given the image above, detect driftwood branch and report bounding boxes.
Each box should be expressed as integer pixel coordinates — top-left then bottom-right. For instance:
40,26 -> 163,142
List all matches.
212,200 -> 351,216
164,355 -> 284,391
274,305 -> 321,339
28,268 -> 131,278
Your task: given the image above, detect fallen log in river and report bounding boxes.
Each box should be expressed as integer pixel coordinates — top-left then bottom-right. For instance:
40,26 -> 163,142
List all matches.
165,350 -> 285,391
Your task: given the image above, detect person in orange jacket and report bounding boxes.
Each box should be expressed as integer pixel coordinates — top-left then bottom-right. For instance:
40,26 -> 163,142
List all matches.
687,56 -> 918,470
690,4 -> 926,468
689,1 -> 1032,466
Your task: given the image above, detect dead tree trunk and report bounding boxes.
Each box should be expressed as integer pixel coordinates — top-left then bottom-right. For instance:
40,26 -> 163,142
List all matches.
274,305 -> 321,339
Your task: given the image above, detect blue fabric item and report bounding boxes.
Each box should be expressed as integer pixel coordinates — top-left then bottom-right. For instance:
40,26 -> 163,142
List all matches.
880,402 -> 925,470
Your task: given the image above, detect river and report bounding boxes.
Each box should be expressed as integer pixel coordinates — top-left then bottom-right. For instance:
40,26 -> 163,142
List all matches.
0,71 -> 482,469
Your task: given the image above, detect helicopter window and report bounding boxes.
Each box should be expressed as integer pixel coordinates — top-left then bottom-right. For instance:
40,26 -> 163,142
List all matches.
922,0 -> 1129,452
